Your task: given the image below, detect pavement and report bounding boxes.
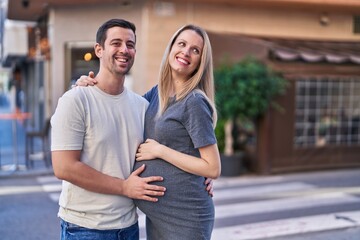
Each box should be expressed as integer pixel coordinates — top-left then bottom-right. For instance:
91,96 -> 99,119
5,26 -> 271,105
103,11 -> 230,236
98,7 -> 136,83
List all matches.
0,147 -> 53,179
0,105 -> 53,179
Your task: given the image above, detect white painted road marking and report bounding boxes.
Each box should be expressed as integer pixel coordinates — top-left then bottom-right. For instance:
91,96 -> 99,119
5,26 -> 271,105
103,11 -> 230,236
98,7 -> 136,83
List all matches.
211,210 -> 360,240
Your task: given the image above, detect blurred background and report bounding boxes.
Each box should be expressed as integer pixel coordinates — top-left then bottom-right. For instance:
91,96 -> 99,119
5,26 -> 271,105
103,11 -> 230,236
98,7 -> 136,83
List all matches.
1,0 -> 360,175
1,1 -> 360,240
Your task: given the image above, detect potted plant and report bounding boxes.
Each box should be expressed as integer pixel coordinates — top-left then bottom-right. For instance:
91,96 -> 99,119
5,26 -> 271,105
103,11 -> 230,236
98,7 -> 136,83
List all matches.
214,56 -> 288,176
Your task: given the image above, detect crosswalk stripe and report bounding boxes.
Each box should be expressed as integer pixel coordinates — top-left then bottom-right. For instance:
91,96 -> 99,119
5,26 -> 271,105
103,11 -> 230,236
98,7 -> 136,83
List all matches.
37,176 -> 60,184
213,182 -> 315,201
215,192 -> 359,219
138,212 -> 146,228
0,185 -> 43,195
214,175 -> 285,189
41,183 -> 62,192
49,192 -> 61,202
260,186 -> 360,198
211,210 -> 360,240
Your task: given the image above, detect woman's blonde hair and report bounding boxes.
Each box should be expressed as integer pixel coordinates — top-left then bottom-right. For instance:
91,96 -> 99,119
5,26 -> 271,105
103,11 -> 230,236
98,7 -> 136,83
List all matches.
157,24 -> 217,127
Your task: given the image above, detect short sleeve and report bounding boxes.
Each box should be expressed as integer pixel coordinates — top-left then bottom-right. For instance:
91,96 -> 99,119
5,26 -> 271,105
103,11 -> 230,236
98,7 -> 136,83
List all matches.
51,90 -> 86,151
142,85 -> 158,102
183,93 -> 216,149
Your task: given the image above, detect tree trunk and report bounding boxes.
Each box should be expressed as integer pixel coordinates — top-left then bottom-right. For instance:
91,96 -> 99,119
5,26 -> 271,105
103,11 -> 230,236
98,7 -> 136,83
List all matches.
224,119 -> 234,156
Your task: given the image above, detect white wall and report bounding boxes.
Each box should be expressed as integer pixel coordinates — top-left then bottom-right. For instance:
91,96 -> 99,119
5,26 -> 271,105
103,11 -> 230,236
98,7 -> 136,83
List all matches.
193,4 -> 358,40
48,2 -> 145,112
3,20 -> 33,59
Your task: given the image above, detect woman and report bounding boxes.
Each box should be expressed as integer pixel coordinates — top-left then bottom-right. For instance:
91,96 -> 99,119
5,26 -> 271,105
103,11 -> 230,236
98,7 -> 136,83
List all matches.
77,24 -> 221,239
134,24 -> 220,239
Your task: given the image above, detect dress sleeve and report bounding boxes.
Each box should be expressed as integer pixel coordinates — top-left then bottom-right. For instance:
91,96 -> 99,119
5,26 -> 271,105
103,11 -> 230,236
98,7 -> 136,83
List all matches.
142,85 -> 158,102
183,93 -> 217,149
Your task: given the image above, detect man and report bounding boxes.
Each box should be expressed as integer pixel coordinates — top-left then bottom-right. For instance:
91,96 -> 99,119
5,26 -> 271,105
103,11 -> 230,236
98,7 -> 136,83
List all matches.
51,18 -> 166,240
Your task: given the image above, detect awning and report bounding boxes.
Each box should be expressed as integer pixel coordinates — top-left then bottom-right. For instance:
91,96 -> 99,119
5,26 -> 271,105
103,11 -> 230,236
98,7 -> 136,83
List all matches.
263,38 -> 360,65
2,55 -> 27,68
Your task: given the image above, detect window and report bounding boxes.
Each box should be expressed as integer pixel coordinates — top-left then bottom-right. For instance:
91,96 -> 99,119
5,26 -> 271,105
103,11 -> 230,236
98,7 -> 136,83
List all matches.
294,77 -> 360,147
70,47 -> 99,85
65,42 -> 100,89
353,16 -> 360,34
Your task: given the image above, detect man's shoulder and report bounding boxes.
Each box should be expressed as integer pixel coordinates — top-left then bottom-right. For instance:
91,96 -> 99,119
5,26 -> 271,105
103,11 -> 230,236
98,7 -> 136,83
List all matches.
62,86 -> 92,100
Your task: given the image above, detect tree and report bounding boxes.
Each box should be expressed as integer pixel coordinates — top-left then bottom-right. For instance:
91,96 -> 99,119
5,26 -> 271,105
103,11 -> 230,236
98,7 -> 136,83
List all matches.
215,57 -> 288,156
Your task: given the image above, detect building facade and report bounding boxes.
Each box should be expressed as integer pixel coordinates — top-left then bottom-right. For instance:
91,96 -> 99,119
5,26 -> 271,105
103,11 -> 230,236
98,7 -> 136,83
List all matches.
4,0 -> 360,174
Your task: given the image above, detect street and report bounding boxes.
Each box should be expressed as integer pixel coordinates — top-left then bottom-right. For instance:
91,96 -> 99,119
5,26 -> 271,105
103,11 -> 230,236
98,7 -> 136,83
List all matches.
0,168 -> 360,239
211,169 -> 360,239
0,174 -> 60,239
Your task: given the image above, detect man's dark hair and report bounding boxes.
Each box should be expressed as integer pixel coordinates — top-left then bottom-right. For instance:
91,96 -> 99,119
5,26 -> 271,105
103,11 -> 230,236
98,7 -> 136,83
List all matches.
96,18 -> 136,47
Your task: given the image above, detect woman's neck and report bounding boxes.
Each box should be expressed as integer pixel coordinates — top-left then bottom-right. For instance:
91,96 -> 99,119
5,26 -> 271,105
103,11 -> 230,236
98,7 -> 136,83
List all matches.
172,76 -> 186,97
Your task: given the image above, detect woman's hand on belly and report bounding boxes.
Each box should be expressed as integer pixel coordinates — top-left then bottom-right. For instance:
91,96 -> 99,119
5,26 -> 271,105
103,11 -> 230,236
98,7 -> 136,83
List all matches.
136,139 -> 163,161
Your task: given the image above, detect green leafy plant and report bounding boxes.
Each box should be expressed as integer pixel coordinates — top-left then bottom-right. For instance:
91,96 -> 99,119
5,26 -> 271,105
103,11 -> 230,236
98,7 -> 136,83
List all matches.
215,56 -> 288,156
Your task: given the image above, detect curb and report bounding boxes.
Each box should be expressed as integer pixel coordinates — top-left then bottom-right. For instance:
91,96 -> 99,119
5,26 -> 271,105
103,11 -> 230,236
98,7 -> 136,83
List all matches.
0,167 -> 54,179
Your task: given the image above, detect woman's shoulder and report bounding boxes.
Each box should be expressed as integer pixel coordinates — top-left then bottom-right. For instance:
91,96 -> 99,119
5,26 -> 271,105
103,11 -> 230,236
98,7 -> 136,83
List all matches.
185,89 -> 209,105
143,85 -> 159,101
181,89 -> 212,113
148,85 -> 159,95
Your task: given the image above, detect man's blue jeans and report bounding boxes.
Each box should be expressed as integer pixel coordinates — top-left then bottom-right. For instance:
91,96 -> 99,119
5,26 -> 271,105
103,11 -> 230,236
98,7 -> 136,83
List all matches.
60,219 -> 139,240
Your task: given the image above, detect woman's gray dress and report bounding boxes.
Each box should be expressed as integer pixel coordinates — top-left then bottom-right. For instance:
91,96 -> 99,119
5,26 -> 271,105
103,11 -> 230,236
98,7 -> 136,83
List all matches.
133,86 -> 217,240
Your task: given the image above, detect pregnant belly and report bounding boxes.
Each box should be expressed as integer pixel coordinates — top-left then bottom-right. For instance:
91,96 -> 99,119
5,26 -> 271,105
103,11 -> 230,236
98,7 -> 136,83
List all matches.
133,159 -> 212,218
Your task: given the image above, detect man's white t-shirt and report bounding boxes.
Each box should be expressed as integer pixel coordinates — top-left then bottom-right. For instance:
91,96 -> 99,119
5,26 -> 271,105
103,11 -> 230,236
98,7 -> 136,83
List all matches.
51,86 -> 148,230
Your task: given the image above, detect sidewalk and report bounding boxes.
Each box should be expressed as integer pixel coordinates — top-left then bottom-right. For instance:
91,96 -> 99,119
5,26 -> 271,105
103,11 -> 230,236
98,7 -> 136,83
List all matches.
0,145 -> 53,179
0,106 -> 53,179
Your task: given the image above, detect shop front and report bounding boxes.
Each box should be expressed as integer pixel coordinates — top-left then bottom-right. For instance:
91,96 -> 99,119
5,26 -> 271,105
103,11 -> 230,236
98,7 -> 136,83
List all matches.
259,38 -> 360,173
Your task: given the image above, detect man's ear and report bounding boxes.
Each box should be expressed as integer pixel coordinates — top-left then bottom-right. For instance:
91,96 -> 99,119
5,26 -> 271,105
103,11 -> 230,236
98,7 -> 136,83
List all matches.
94,43 -> 102,58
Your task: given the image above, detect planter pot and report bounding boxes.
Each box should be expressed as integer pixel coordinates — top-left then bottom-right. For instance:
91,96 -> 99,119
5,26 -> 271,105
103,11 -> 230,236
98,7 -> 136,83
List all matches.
220,152 -> 246,176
